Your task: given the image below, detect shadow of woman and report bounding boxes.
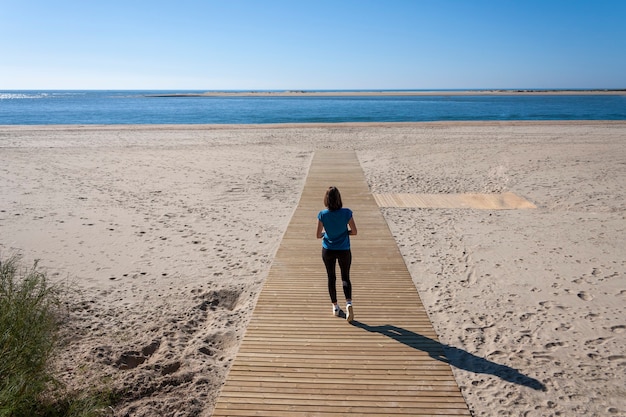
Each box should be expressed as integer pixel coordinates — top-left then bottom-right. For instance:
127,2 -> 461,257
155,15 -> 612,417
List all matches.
353,321 -> 546,392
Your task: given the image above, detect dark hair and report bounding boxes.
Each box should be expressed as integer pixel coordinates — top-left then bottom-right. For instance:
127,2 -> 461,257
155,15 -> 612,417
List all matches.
324,186 -> 343,211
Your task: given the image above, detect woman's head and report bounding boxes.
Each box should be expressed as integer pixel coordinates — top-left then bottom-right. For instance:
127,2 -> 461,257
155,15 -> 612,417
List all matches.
324,186 -> 343,211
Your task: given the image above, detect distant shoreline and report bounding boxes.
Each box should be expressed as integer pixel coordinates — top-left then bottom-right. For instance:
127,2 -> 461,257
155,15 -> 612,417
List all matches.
147,89 -> 626,98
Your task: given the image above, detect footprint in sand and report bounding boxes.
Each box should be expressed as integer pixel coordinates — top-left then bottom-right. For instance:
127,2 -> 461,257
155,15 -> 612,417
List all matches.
545,341 -> 566,351
195,288 -> 241,311
159,361 -> 181,376
519,312 -> 534,322
610,325 -> 625,333
585,337 -> 611,347
199,331 -> 238,362
539,300 -> 569,310
115,339 -> 161,370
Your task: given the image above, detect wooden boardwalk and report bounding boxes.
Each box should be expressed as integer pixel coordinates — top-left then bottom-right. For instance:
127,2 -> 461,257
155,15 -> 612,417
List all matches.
374,192 -> 536,210
212,151 -> 471,416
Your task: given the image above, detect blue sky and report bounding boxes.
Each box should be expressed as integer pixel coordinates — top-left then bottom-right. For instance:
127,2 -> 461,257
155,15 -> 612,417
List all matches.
1,0 -> 625,90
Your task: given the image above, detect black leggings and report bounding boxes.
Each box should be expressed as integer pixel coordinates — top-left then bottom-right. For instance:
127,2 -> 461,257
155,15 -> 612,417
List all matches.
322,248 -> 352,303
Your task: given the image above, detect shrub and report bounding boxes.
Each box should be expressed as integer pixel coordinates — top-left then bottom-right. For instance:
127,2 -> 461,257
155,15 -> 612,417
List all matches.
0,255 -> 110,417
0,255 -> 59,416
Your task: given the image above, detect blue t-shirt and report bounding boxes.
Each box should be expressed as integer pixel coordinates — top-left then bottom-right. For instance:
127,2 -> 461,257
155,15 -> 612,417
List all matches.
318,208 -> 353,250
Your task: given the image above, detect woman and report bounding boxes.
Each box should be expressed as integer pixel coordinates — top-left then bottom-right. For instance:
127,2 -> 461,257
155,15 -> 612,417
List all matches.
316,186 -> 357,322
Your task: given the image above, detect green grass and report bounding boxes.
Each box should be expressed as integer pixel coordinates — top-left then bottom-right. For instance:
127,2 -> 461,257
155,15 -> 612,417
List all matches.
0,255 -> 111,417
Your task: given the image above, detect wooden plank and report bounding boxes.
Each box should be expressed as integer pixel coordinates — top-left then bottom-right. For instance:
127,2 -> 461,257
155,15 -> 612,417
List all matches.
374,191 -> 536,209
212,150 -> 470,416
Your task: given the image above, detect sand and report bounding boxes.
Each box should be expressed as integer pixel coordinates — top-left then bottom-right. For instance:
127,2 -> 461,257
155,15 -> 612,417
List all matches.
1,122 -> 624,416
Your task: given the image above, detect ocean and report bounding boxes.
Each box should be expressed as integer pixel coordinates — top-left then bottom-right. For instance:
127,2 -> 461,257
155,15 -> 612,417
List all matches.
1,90 -> 625,125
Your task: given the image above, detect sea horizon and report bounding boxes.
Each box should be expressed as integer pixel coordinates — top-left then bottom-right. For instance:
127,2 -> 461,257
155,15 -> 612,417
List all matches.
1,89 -> 625,125
2,87 -> 625,93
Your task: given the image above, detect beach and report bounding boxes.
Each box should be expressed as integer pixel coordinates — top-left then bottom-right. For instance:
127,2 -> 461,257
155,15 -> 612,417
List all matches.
1,122 -> 624,416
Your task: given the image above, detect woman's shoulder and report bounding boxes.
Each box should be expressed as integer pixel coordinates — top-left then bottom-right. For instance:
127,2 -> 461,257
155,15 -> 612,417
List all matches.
319,207 -> 351,216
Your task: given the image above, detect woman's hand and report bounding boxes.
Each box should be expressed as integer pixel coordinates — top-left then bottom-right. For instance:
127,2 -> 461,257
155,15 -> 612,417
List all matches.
316,220 -> 325,239
348,217 -> 357,236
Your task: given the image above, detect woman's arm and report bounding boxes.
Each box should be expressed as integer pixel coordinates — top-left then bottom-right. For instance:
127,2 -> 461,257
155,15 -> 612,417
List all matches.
348,217 -> 357,236
316,220 -> 325,239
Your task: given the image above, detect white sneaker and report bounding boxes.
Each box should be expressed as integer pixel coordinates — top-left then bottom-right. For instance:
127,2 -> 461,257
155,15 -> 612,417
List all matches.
333,305 -> 340,317
346,304 -> 354,322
